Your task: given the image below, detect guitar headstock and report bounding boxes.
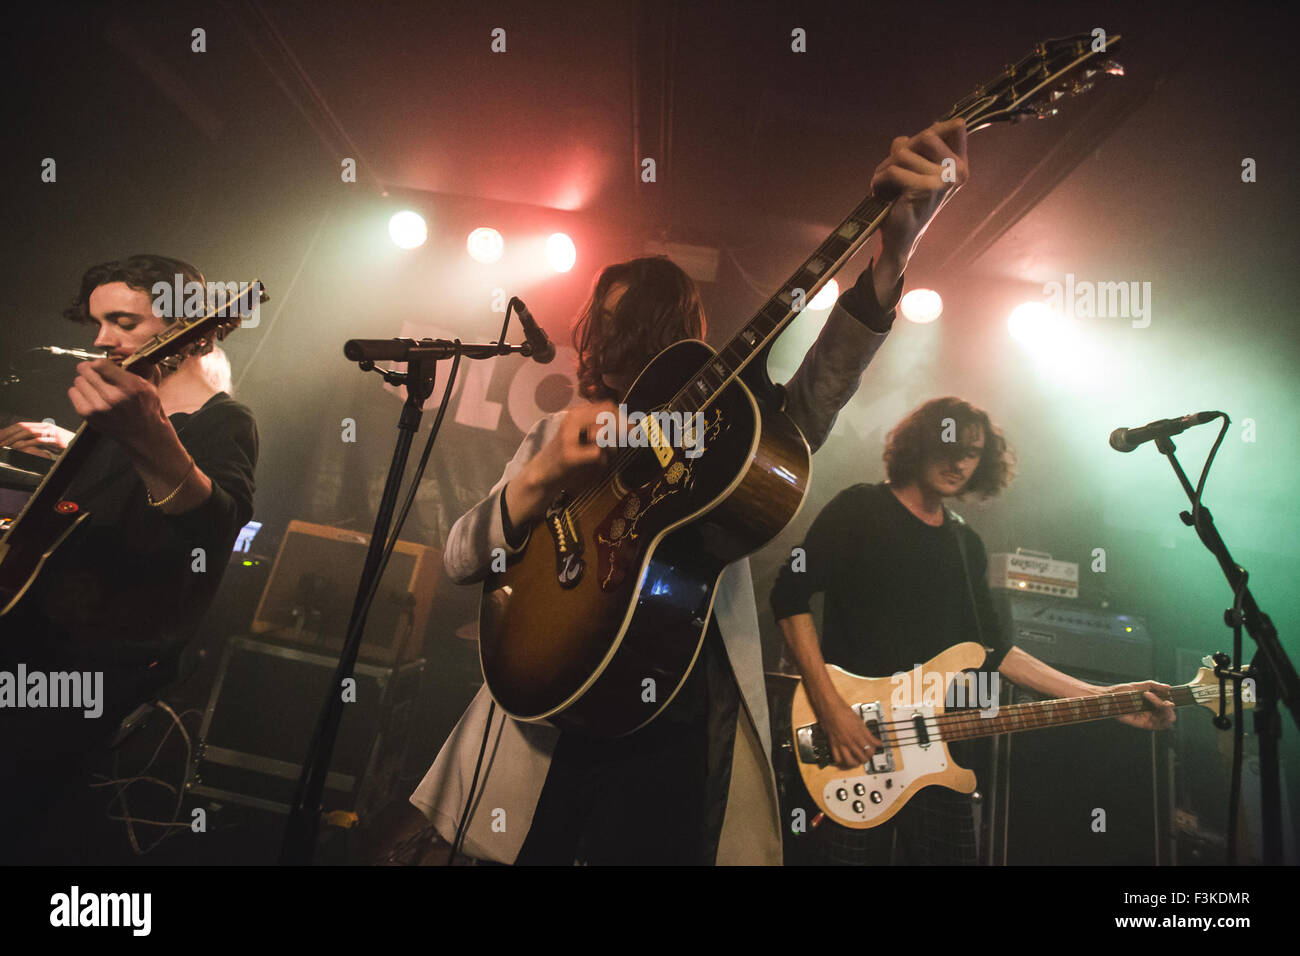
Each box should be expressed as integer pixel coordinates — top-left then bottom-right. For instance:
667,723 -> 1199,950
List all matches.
946,33 -> 1125,132
122,280 -> 269,373
1186,658 -> 1257,717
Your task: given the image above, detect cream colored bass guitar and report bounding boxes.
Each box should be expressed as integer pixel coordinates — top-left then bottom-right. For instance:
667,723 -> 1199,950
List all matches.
778,643 -> 1252,829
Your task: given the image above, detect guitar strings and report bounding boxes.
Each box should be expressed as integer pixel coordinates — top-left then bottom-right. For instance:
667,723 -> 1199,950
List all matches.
831,684 -> 1222,749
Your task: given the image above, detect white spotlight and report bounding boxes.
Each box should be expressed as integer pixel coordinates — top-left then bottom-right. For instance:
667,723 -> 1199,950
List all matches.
901,288 -> 943,323
467,227 -> 504,263
389,211 -> 427,250
546,232 -> 577,273
1006,301 -> 1063,347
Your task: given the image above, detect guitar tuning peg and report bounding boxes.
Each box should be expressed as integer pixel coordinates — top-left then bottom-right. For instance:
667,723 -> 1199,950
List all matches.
1050,89 -> 1067,102
1071,80 -> 1094,96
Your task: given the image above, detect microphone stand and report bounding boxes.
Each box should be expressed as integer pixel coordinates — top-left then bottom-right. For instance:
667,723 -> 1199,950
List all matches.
279,332 -> 541,865
1154,434 -> 1298,865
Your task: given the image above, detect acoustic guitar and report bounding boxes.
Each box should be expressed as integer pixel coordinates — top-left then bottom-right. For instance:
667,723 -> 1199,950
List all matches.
480,34 -> 1127,736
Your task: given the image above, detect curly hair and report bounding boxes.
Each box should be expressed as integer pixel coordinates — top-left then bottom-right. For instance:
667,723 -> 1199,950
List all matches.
571,256 -> 706,401
63,254 -> 205,327
884,396 -> 1014,499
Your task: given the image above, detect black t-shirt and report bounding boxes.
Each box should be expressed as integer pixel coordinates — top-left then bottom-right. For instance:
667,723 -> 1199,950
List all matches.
770,482 -> 1010,678
5,391 -> 258,664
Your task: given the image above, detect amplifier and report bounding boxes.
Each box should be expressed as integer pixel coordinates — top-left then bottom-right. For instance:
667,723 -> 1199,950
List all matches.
251,520 -> 440,663
988,550 -> 1078,599
992,591 -> 1153,680
189,636 -> 425,819
990,682 -> 1167,865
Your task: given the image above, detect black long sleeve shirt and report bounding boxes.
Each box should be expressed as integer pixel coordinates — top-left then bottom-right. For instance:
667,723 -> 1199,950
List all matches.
770,482 -> 1010,677
7,391 -> 258,664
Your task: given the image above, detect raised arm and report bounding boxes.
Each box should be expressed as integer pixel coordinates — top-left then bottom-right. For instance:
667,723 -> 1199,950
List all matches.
781,119 -> 970,452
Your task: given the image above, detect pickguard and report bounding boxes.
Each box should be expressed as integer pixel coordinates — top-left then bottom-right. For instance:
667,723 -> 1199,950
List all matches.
592,407 -> 725,590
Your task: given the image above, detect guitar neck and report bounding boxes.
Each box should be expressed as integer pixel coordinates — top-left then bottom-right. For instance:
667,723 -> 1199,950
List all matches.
670,194 -> 894,417
664,31 -> 1127,420
937,682 -> 1228,743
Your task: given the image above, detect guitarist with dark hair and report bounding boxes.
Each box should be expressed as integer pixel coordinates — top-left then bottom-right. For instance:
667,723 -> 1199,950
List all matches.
770,397 -> 1175,865
0,255 -> 258,862
409,120 -> 971,865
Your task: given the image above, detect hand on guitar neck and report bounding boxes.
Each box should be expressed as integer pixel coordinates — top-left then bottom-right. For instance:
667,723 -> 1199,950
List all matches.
1095,679 -> 1178,731
870,117 -> 970,293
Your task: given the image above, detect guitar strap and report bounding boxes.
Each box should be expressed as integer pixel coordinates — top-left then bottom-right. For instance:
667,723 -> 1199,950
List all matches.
944,506 -> 988,651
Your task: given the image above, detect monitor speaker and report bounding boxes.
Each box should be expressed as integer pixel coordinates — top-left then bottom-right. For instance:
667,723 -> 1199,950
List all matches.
251,520 -> 440,663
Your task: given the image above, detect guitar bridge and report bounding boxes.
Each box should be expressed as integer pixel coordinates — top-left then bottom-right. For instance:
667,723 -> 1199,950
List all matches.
544,492 -> 584,589
795,701 -> 894,772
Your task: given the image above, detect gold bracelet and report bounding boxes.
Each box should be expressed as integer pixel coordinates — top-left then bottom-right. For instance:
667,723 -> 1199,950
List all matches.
146,457 -> 196,508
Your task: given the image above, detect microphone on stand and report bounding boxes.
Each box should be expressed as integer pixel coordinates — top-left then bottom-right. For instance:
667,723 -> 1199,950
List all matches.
1108,411 -> 1220,452
510,297 -> 555,364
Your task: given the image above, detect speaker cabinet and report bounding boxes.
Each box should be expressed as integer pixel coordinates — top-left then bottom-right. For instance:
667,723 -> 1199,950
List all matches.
190,637 -> 425,819
251,520 -> 440,664
990,681 -> 1167,865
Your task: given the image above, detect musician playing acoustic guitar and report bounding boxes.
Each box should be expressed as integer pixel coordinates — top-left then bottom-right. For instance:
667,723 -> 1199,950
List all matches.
409,120 -> 972,865
770,397 -> 1176,864
0,254 -> 258,862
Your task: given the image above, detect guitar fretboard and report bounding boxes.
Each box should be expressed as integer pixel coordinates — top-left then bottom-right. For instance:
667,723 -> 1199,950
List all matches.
933,683 -> 1235,743
669,194 -> 893,417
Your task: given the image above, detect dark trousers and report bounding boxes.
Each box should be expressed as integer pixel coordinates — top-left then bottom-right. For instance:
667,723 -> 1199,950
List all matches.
808,785 -> 979,865
515,625 -> 739,865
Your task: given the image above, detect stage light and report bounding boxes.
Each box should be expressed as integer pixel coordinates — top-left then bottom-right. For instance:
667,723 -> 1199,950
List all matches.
901,288 -> 943,323
808,279 -> 839,311
546,232 -> 576,273
467,227 -> 504,263
389,211 -> 427,249
1006,300 -> 1063,347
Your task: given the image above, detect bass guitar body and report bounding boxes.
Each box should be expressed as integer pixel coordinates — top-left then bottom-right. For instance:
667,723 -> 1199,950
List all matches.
478,339 -> 811,736
784,643 -> 985,831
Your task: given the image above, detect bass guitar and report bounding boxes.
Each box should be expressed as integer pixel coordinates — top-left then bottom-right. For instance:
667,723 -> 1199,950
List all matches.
774,643 -> 1252,829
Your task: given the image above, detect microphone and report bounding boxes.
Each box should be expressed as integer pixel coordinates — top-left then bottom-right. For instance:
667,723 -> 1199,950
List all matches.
1109,411 -> 1219,452
510,297 -> 555,364
37,346 -> 110,360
